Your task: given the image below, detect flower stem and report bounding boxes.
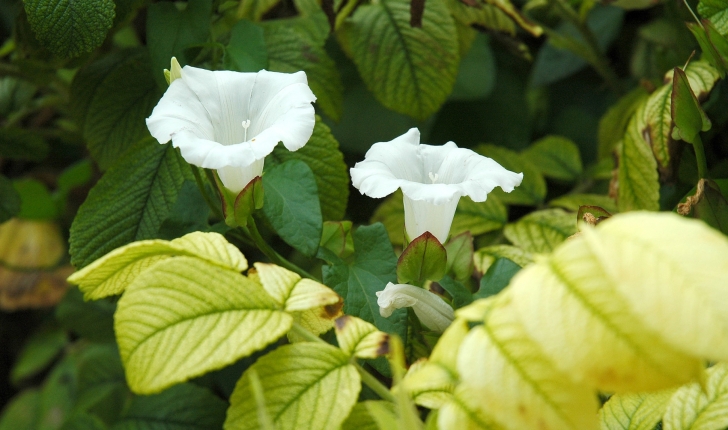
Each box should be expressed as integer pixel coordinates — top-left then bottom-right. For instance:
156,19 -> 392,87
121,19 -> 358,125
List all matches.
190,166 -> 225,221
244,215 -> 319,281
693,134 -> 709,179
334,0 -> 360,30
289,322 -> 396,403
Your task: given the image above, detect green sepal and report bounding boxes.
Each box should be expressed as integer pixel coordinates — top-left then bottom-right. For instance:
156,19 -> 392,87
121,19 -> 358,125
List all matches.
213,173 -> 264,228
670,67 -> 711,145
397,232 -> 447,285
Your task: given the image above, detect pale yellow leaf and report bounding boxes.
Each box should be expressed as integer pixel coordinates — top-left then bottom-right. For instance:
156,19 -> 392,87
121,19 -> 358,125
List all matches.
663,363 -> 728,430
334,315 -> 389,359
254,263 -> 341,312
473,245 -> 533,275
599,389 -> 675,430
503,209 -> 577,253
438,385 -> 502,430
341,401 -> 399,430
401,359 -> 455,409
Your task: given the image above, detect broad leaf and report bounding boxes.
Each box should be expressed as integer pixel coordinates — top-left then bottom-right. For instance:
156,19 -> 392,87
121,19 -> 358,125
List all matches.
341,0 -> 459,120
521,135 -> 583,181
225,343 -> 360,430
617,112 -> 659,212
503,209 -> 577,253
473,244 -> 533,275
335,315 -> 390,359
397,233 -> 447,285
450,195 -> 507,237
224,20 -> 268,73
474,257 -> 521,299
663,363 -> 728,430
341,401 -> 399,430
0,175 -> 20,223
254,262 -> 340,312
599,389 -> 675,430
474,144 -> 546,205
12,178 -> 58,220
69,139 -> 192,269
444,232 -> 474,283
261,159 -> 322,257
71,49 -> 162,170
598,87 -> 649,160
75,344 -> 128,423
115,257 -> 291,393
23,0 -> 114,57
0,128 -> 49,161
699,0 -> 728,36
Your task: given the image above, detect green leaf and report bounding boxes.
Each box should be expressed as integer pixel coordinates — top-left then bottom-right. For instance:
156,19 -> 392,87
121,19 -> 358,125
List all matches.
69,139 -> 192,269
340,0 -> 459,120
13,178 -> 58,220
146,0 -> 212,89
23,0 -> 114,57
261,159 -> 322,257
157,181 -> 210,240
0,389 -> 40,430
10,328 -> 67,385
341,401 -> 399,430
224,20 -> 268,73
269,117 -> 349,221
397,233 -> 447,284
474,257 -> 521,299
450,33 -> 498,101
521,135 -> 583,181
699,0 -> 728,36
444,232 -> 474,283
0,128 -> 49,161
38,355 -> 78,429
60,413 -> 107,430
450,195 -> 507,237
75,344 -> 128,423
226,343 -> 360,430
617,107 -> 659,212
474,144 -> 546,205
663,363 -> 728,430
114,383 -> 227,429
263,23 -> 343,121
682,179 -> 728,234
445,0 -> 516,34
503,209 -> 577,253
322,224 -> 407,343
598,87 -> 649,160
238,0 -> 281,21
473,244 -> 533,275
115,257 -> 291,393
70,49 -> 162,170
599,389 -> 675,430
55,288 -> 116,343
437,276 -> 473,309
549,193 -> 618,214
57,160 -> 94,198
687,21 -> 728,78
671,67 -> 711,144
0,175 -> 21,223
371,191 -> 406,246
320,221 -> 354,259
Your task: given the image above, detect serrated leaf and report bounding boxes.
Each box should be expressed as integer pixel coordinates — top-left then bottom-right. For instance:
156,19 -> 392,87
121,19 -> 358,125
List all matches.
146,0 -> 211,89
69,139 -> 192,269
599,389 -> 675,430
254,262 -> 340,312
225,343 -> 360,430
71,49 -> 162,170
322,224 -> 407,343
114,383 -> 227,429
55,288 -> 115,342
115,257 -> 291,393
473,244 -> 533,275
450,195 -> 507,237
335,315 -> 390,359
341,0 -> 459,120
549,193 -> 618,214
521,135 -> 583,181
261,159 -> 322,257
445,0 -> 516,34
263,24 -> 343,121
699,0 -> 728,36
511,212 -> 728,392
224,20 -> 268,73
458,293 -> 600,430
341,401 -> 399,430
23,0 -> 114,57
0,128 -> 49,161
663,363 -> 728,430
598,87 -> 649,160
503,209 -> 576,253
68,231 -> 247,300
0,175 -> 20,223
269,117 -> 349,221
474,144 -> 546,205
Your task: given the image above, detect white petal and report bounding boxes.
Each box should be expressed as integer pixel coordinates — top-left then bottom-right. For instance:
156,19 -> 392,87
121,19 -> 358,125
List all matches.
376,283 -> 454,332
217,158 -> 265,194
403,195 -> 460,243
146,77 -> 215,145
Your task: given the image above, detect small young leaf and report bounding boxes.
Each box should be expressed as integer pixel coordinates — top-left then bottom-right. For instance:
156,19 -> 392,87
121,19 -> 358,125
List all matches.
397,232 -> 447,284
521,135 -> 583,181
503,209 -> 577,253
254,262 -> 341,312
671,67 -> 711,144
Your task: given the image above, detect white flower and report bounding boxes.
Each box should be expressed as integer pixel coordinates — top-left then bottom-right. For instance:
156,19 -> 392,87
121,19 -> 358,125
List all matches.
376,282 -> 454,332
146,65 -> 317,193
350,128 -> 523,243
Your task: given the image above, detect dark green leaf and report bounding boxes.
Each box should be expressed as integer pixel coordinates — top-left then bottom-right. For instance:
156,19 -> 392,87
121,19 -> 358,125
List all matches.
146,0 -> 212,89
445,0 -> 515,34
75,344 -> 128,424
521,135 -> 583,181
261,159 -> 322,257
38,356 -> 78,429
397,232 -> 447,284
56,288 -> 116,342
13,178 -> 58,220
0,128 -> 49,161
320,221 -> 354,259
474,144 -> 546,205
341,0 -> 459,120
157,181 -> 210,240
687,21 -> 728,78
0,175 -> 21,223
450,33 -> 497,101
437,275 -> 472,309
474,258 -> 521,299
224,20 -> 268,73
71,49 -> 162,170
597,87 -> 649,159
23,0 -> 114,57
69,139 -> 192,268
10,328 -> 67,385
58,160 -> 94,196
60,413 -> 107,430
680,179 -> 728,235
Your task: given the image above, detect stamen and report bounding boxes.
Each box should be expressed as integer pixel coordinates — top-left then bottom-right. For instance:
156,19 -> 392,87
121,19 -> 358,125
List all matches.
429,172 -> 439,184
242,119 -> 251,141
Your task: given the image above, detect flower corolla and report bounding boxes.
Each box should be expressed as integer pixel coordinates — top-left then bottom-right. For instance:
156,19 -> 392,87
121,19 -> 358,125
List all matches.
376,282 -> 454,332
350,128 -> 523,243
146,64 -> 316,193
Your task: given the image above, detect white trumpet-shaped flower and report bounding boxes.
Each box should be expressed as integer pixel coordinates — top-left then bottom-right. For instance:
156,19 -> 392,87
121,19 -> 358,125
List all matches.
351,128 -> 523,243
146,65 -> 316,193
376,282 -> 454,332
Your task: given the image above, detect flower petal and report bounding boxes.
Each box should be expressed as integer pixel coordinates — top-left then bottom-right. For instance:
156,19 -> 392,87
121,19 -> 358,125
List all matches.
376,282 -> 454,332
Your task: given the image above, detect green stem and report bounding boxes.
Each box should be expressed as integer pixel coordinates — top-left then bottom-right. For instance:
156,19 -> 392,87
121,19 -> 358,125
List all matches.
334,0 -> 360,31
244,216 -> 319,281
191,166 -> 224,221
289,323 -> 396,403
550,0 -> 622,94
693,134 -> 709,179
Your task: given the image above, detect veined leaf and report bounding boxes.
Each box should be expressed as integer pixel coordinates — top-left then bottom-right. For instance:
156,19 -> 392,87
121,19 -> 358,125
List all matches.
237,0 -> 280,20
68,232 -> 247,300
225,343 -> 360,430
23,0 -> 114,57
437,384 -> 502,430
473,245 -> 533,275
598,86 -> 649,160
510,212 -> 728,392
69,139 -> 192,269
699,0 -> 728,36
663,362 -> 728,430
115,257 -> 291,394
503,209 -> 577,253
334,315 -> 390,359
599,389 -> 675,430
457,293 -> 600,430
445,0 -> 516,34
521,135 -> 583,181
341,401 -> 399,430
341,0 -> 459,120
254,262 -> 341,312
474,144 -> 546,206
617,111 -> 659,212
450,195 -> 507,237
671,67 -> 712,144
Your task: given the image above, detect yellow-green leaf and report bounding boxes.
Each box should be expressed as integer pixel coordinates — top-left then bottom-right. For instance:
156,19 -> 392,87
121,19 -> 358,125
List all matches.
663,363 -> 728,430
598,86 -> 649,160
473,245 -> 533,275
225,343 -> 360,430
115,257 -> 291,394
254,263 -> 341,312
450,196 -> 507,238
549,194 -> 617,214
341,401 -> 399,430
599,389 -> 675,430
503,209 -> 577,253
617,113 -> 659,212
475,144 -> 546,206
437,385 -> 503,430
68,232 -> 247,300
334,315 -> 389,359
699,0 -> 728,36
